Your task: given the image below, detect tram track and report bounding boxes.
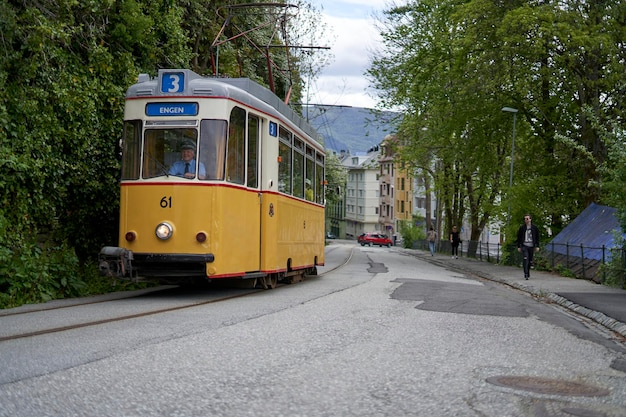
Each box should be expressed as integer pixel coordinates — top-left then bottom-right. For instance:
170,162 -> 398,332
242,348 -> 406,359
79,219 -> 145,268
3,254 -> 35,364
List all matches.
0,287 -> 262,343
0,246 -> 355,343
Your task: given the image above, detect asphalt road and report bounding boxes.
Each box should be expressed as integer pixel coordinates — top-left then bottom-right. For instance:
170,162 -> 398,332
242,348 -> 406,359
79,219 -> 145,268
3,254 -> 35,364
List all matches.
1,242 -> 626,416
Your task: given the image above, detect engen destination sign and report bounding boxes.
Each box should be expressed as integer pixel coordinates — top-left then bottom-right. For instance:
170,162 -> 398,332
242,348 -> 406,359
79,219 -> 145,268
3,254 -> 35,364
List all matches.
145,103 -> 198,116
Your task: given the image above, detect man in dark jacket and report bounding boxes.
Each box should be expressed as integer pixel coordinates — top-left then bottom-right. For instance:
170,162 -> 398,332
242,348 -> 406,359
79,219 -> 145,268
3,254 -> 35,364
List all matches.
516,214 -> 540,279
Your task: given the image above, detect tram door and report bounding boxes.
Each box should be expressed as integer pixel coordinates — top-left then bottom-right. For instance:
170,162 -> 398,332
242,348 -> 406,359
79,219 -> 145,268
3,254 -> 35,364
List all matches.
224,108 -> 261,274
246,114 -> 262,272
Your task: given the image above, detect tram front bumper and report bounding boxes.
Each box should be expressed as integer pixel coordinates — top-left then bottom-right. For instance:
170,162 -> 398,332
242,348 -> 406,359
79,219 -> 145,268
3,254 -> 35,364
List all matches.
98,246 -> 215,279
99,246 -> 134,278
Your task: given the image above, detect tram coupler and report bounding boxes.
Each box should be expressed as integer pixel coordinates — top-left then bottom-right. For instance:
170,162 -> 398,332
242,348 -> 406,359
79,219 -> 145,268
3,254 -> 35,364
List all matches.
98,246 -> 134,279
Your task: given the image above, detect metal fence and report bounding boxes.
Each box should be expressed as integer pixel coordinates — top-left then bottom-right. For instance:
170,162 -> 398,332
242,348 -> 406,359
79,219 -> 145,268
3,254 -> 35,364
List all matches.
540,241 -> 626,284
412,239 -> 626,286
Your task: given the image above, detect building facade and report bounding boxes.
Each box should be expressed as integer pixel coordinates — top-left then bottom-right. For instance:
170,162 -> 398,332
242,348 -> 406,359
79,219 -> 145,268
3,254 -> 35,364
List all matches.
342,147 -> 380,239
328,135 -> 442,244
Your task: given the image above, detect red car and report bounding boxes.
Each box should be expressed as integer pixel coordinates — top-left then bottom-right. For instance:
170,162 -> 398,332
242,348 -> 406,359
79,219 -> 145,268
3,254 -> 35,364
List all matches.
358,232 -> 393,247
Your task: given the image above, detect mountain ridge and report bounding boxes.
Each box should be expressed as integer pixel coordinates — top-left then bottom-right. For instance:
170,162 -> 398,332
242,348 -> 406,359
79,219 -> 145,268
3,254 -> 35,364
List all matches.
304,106 -> 400,154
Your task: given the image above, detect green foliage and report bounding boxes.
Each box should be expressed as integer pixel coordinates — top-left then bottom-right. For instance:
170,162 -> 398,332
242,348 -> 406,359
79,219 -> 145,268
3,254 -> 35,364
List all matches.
369,0 -> 626,253
554,264 -> 576,279
398,218 -> 426,249
601,245 -> 626,289
0,234 -> 84,308
324,151 -> 347,205
0,0 -> 190,307
592,114 -> 626,286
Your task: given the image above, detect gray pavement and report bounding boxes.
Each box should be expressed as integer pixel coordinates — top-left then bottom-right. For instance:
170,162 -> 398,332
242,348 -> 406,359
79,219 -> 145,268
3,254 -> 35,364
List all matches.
396,246 -> 626,339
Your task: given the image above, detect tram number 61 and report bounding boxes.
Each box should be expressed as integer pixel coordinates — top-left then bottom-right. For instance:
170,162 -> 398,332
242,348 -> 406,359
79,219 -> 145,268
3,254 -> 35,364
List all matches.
160,196 -> 172,208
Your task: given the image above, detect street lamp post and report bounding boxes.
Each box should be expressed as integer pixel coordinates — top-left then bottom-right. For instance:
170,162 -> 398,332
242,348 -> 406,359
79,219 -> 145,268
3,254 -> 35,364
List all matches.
502,107 -> 518,225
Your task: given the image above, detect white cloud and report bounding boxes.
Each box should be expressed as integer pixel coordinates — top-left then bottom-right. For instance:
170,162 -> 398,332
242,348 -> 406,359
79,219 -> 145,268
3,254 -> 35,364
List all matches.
312,74 -> 377,109
306,6 -> 383,109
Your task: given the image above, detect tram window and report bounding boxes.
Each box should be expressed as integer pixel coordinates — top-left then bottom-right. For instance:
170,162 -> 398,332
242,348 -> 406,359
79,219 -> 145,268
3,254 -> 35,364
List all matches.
142,130 -> 168,179
247,115 -> 259,188
121,121 -> 141,180
227,107 -> 245,184
293,148 -> 304,199
199,119 -> 227,180
316,153 -> 325,204
294,137 -> 304,151
305,156 -> 315,202
143,128 -> 198,179
278,127 -> 292,194
293,137 -> 305,198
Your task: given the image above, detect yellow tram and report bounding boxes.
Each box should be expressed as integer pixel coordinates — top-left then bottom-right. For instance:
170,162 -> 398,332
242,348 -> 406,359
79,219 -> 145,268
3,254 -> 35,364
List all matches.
99,69 -> 325,288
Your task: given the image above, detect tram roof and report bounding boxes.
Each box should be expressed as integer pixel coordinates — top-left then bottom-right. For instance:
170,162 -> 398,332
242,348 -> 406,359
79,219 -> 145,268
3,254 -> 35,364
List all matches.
127,69 -> 323,148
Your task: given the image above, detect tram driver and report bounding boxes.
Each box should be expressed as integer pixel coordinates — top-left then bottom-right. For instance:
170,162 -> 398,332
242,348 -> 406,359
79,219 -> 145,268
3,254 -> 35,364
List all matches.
169,141 -> 206,179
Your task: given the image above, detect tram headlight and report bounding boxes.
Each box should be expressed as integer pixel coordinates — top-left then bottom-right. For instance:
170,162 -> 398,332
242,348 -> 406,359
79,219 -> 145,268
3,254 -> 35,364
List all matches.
155,222 -> 173,240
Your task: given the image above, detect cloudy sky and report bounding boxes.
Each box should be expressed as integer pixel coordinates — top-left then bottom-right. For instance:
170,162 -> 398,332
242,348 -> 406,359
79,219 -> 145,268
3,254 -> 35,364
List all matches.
305,0 -> 389,109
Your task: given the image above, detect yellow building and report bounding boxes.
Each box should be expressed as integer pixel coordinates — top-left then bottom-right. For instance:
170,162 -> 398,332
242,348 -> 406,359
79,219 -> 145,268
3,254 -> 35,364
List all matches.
378,135 -> 413,240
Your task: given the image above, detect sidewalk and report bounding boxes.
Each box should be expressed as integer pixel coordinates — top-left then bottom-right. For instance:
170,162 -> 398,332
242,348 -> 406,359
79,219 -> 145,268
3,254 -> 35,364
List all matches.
400,247 -> 626,339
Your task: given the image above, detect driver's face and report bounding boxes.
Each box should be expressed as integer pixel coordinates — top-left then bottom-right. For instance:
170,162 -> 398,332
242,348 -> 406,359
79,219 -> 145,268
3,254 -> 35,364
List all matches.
182,149 -> 195,161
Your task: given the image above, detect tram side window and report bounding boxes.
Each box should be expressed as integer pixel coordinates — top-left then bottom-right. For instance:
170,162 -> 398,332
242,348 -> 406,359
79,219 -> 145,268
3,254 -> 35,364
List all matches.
316,152 -> 325,204
121,121 -> 141,180
293,139 -> 304,199
226,106 -> 245,184
199,119 -> 227,180
305,146 -> 315,201
247,115 -> 259,188
278,127 -> 292,194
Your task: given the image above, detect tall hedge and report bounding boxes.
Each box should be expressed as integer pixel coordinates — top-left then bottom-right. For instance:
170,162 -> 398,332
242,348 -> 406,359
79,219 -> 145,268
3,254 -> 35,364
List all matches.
0,0 -> 190,306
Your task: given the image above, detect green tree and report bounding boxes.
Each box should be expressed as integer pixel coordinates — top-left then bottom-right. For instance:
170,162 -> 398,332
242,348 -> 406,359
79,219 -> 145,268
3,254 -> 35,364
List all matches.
324,151 -> 347,205
370,0 -> 510,253
0,0 -> 190,307
368,0 -> 626,250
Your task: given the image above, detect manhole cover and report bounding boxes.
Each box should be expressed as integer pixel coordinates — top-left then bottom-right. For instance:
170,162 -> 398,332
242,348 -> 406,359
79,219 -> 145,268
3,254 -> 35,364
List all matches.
486,376 -> 610,397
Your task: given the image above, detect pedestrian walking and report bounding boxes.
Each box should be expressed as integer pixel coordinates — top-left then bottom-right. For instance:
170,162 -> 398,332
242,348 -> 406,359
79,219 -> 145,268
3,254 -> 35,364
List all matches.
426,227 -> 437,256
516,214 -> 540,279
450,226 -> 460,258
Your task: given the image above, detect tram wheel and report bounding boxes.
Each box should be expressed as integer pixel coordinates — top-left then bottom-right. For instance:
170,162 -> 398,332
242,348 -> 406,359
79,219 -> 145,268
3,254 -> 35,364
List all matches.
260,275 -> 278,290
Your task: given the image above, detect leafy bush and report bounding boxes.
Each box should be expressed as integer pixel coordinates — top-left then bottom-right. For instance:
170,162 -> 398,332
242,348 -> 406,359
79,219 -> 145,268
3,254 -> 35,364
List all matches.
0,239 -> 84,308
398,219 -> 426,249
0,1 -> 189,308
601,242 -> 626,288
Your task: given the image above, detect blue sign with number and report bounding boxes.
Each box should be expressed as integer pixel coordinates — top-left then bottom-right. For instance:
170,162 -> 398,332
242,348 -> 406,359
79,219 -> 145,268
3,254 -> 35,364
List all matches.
146,103 -> 198,116
269,121 -> 278,137
161,72 -> 185,93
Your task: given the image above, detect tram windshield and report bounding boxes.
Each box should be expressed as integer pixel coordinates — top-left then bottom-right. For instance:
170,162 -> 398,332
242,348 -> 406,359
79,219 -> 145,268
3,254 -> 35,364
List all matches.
121,120 -> 227,181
